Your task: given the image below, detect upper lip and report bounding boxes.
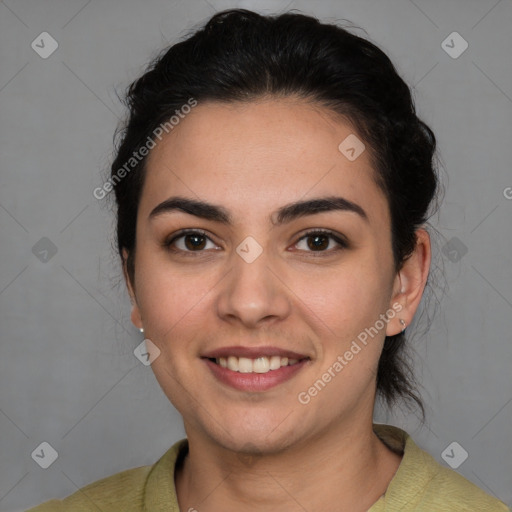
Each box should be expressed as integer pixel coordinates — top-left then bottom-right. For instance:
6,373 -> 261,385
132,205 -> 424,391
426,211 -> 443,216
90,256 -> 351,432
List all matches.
202,346 -> 309,359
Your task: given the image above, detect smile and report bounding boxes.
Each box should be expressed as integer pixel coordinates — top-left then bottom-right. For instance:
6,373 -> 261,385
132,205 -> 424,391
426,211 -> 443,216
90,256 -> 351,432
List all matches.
213,355 -> 301,374
201,347 -> 310,392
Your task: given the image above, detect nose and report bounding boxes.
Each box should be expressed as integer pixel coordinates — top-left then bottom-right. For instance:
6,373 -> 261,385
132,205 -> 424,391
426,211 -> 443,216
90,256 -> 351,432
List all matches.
215,242 -> 292,329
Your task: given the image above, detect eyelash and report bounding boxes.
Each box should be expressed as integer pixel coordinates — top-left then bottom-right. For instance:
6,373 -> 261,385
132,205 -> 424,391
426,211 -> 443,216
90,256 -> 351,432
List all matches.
163,228 -> 348,257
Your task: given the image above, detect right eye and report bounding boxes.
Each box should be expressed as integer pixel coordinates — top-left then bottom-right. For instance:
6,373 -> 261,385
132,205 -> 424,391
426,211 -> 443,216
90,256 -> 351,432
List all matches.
164,229 -> 219,254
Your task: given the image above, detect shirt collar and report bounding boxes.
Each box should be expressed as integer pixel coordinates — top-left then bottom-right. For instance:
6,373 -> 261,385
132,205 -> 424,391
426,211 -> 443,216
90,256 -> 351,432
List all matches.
370,423 -> 439,510
143,423 -> 434,511
143,438 -> 186,511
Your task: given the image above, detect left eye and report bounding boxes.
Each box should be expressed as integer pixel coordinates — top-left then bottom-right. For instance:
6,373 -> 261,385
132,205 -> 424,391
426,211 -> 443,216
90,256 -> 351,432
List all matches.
294,230 -> 347,253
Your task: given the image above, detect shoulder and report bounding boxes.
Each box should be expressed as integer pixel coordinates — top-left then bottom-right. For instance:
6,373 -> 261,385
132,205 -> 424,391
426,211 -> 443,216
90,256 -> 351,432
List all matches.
432,464 -> 510,512
373,423 -> 510,511
25,440 -> 187,512
421,463 -> 510,511
25,464 -> 151,511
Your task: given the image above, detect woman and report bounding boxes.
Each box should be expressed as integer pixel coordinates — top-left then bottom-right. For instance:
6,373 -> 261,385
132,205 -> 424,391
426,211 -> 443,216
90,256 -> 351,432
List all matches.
28,8 -> 509,512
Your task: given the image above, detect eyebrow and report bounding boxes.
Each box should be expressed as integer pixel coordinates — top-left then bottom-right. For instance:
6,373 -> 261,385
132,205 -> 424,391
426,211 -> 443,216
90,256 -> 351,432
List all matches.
149,195 -> 368,226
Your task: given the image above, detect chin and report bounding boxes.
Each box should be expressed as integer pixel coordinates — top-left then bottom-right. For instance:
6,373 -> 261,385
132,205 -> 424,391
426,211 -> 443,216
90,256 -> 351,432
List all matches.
201,412 -> 304,453
216,430 -> 297,456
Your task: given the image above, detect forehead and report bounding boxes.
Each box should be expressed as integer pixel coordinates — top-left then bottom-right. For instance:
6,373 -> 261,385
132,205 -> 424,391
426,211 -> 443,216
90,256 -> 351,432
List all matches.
140,98 -> 389,227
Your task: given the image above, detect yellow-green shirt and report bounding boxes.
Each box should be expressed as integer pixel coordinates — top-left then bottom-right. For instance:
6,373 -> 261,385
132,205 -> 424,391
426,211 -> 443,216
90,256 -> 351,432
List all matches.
26,423 -> 510,511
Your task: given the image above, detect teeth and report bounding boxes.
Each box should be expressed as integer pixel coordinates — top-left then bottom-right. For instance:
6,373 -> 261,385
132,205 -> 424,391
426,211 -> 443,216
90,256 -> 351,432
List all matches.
238,357 -> 253,373
215,356 -> 302,374
253,357 -> 270,373
227,356 -> 238,371
269,356 -> 281,370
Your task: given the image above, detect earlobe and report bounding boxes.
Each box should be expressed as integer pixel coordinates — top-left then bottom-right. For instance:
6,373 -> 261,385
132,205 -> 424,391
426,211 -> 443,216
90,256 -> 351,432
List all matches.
130,303 -> 143,331
386,228 -> 431,337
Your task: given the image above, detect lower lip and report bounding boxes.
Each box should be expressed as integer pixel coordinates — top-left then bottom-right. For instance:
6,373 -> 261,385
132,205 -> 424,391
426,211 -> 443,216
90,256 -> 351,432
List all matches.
204,358 -> 308,392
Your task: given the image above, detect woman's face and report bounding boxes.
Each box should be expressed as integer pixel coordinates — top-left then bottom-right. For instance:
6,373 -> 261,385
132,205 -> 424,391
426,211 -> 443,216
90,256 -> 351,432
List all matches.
128,98 -> 408,453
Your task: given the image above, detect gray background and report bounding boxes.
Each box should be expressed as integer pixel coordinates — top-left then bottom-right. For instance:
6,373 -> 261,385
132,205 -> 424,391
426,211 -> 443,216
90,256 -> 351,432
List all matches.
0,0 -> 511,510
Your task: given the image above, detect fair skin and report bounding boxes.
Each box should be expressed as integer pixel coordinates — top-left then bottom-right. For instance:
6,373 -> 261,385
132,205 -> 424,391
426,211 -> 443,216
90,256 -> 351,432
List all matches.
124,98 -> 431,511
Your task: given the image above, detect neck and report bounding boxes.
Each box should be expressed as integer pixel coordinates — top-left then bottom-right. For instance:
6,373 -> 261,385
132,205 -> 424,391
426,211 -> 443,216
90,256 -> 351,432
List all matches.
175,417 -> 403,512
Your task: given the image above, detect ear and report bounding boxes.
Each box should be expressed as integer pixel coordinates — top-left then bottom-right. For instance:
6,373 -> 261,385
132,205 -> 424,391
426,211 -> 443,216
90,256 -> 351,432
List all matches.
386,228 -> 431,336
122,248 -> 143,331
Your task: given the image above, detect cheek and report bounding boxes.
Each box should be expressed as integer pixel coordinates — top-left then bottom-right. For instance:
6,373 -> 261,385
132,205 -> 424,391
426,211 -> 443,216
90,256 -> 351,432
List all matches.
134,250 -> 222,346
289,259 -> 390,335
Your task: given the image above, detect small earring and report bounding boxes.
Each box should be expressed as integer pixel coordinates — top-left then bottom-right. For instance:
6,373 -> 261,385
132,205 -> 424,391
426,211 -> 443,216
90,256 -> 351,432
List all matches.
399,319 -> 406,333
139,327 -> 144,334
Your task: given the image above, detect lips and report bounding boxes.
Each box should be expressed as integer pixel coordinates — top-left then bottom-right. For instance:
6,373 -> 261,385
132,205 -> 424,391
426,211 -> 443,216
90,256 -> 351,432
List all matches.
201,346 -> 310,391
